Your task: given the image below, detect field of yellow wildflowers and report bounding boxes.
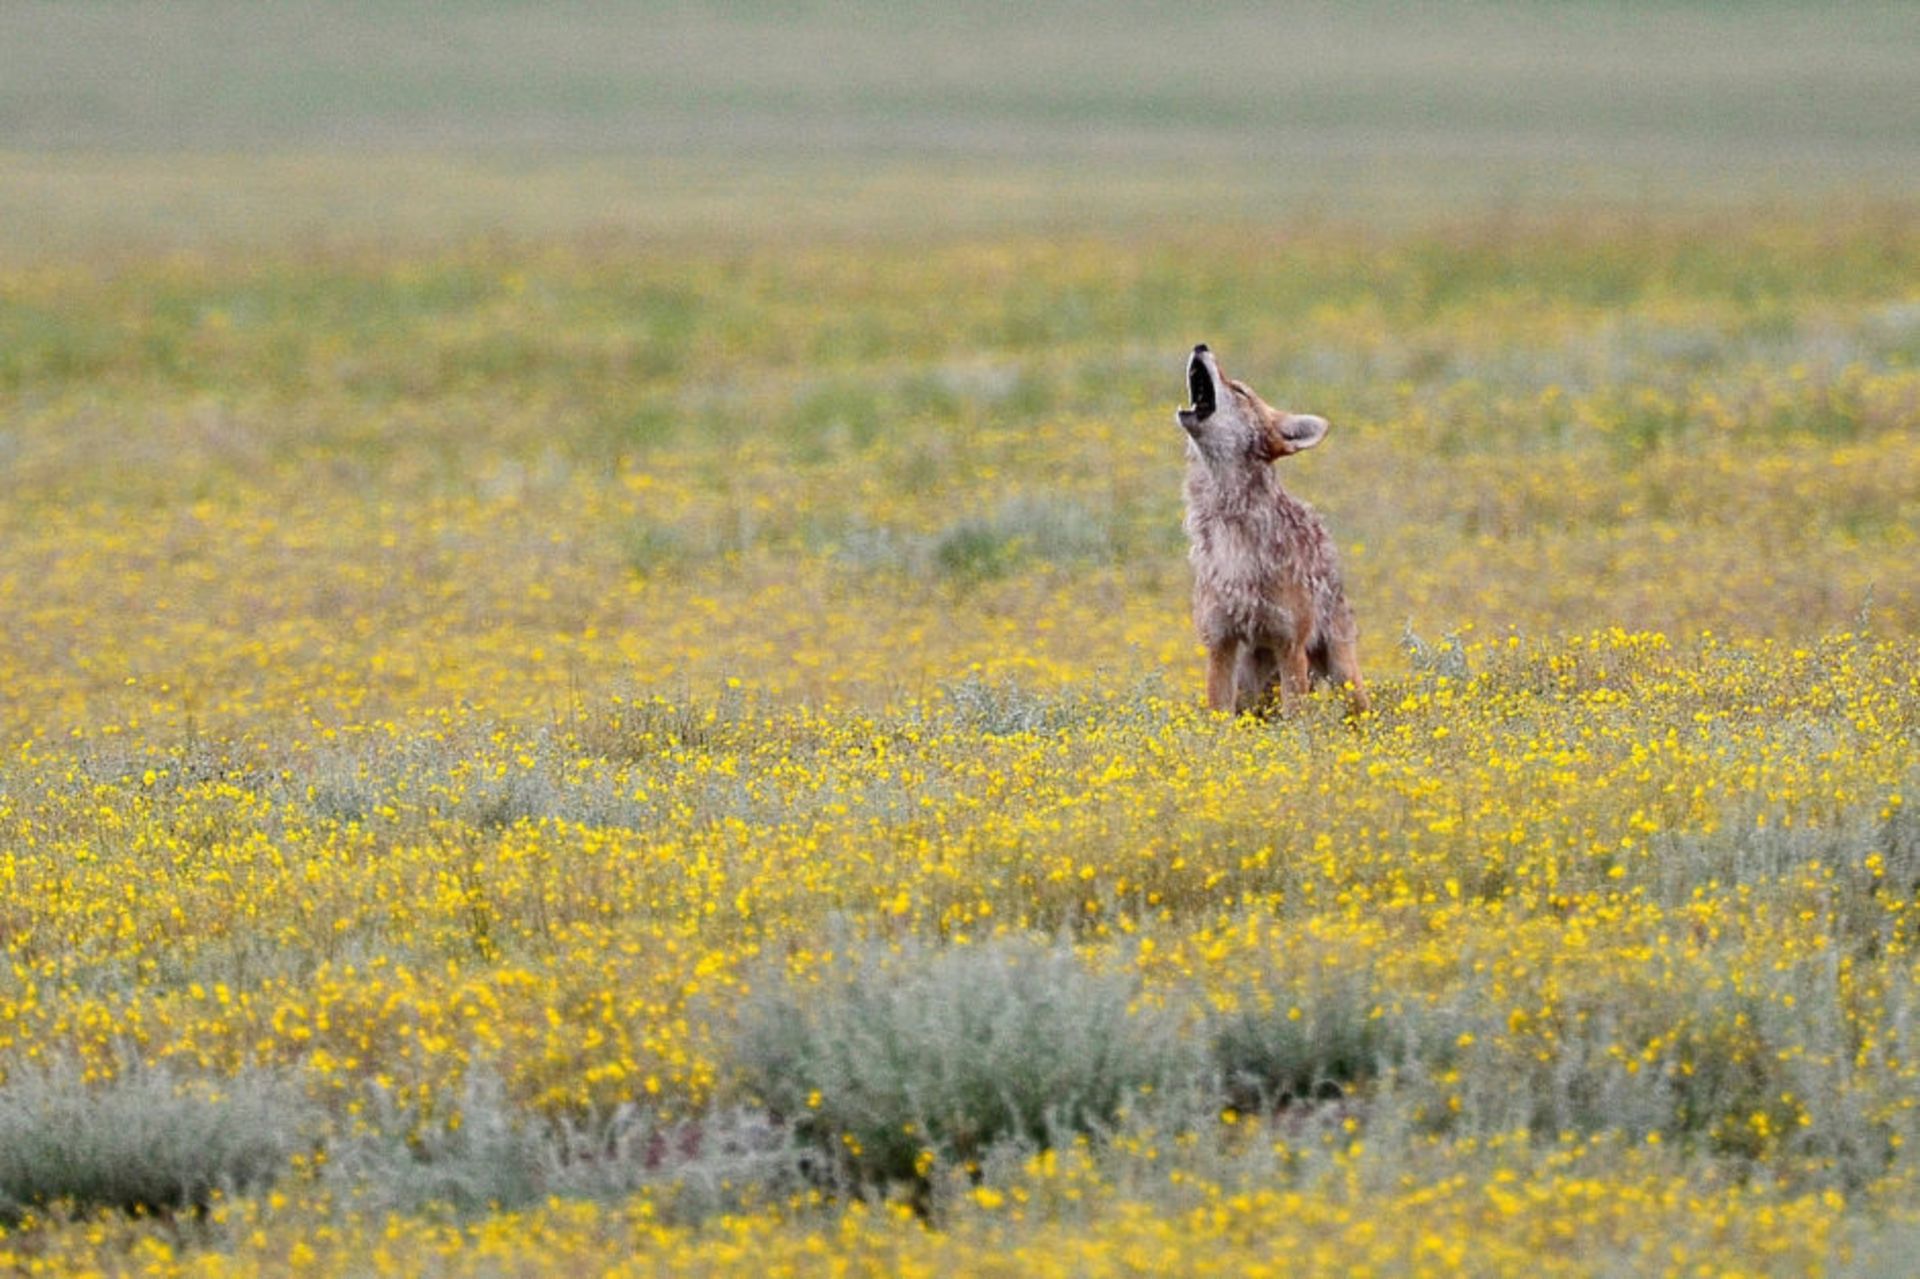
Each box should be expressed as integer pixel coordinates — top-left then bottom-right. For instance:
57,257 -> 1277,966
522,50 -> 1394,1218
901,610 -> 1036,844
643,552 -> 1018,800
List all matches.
3,150 -> 1920,1273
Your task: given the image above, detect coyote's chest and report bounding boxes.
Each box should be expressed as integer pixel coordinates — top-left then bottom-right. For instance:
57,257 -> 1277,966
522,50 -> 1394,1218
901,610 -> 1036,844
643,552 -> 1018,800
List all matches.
1185,481 -> 1322,648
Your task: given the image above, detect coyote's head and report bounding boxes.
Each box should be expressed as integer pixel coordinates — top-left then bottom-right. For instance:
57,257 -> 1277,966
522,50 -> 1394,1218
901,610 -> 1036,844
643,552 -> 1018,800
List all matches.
1177,344 -> 1328,469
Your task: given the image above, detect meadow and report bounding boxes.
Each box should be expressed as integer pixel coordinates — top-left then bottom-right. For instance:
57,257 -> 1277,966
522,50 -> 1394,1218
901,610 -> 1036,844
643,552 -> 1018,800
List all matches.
0,195 -> 1916,1276
5,2 -> 1920,1275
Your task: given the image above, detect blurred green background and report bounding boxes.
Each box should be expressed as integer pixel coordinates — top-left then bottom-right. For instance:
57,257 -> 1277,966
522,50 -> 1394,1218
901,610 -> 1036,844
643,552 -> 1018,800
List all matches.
3,2 -> 1916,252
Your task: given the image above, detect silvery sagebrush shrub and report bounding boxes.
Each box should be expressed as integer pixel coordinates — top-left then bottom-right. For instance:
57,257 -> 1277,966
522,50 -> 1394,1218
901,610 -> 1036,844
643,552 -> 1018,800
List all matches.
0,1058 -> 312,1223
729,932 -> 1200,1188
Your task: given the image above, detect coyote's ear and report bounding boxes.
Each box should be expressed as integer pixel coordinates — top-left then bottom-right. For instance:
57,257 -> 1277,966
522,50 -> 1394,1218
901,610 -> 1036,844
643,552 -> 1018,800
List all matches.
1262,410 -> 1329,459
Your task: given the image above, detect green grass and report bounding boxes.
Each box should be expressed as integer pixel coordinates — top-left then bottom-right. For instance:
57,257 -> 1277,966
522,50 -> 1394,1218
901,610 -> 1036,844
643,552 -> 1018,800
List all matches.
7,3 -> 1917,162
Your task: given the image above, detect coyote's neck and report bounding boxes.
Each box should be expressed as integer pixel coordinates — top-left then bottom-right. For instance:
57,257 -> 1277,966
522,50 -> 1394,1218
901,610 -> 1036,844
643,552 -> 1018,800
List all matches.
1185,455 -> 1293,523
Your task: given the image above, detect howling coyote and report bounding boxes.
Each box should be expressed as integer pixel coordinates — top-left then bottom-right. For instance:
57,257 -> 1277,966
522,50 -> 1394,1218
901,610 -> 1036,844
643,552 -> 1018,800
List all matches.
1177,344 -> 1368,716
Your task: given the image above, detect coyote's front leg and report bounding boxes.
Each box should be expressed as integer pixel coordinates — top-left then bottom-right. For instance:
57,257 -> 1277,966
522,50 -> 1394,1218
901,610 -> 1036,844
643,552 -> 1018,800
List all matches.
1205,639 -> 1240,713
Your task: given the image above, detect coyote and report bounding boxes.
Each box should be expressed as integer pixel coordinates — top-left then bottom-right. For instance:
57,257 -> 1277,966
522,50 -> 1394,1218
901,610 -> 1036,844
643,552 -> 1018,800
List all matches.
1177,344 -> 1368,716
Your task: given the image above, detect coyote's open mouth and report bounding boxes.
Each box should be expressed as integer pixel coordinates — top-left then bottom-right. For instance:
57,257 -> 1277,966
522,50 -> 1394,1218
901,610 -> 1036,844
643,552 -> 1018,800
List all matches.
1186,352 -> 1216,422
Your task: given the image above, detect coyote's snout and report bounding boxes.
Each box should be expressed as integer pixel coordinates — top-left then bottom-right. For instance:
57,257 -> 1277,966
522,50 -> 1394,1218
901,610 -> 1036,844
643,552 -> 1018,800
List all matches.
1179,345 -> 1368,716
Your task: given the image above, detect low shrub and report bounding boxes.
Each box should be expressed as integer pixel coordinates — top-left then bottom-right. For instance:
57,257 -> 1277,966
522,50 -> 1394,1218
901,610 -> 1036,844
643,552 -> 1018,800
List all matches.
0,1060 -> 310,1223
730,934 -> 1197,1189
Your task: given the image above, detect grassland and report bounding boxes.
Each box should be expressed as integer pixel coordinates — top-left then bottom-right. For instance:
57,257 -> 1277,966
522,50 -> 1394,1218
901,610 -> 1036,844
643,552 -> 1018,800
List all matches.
5,0 -> 1920,256
2,198 -> 1917,1276
4,2 -> 1920,1274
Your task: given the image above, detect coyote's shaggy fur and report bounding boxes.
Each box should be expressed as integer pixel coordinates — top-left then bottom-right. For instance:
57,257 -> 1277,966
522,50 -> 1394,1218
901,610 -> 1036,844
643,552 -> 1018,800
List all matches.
1177,345 -> 1368,716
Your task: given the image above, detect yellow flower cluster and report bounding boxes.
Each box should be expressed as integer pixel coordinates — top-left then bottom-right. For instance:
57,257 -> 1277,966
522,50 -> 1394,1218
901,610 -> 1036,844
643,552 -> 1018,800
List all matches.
2,632 -> 1914,1112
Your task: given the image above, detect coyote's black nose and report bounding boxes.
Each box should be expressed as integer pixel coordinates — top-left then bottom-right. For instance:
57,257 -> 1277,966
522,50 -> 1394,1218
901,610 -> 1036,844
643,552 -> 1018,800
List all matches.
1192,343 -> 1209,354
